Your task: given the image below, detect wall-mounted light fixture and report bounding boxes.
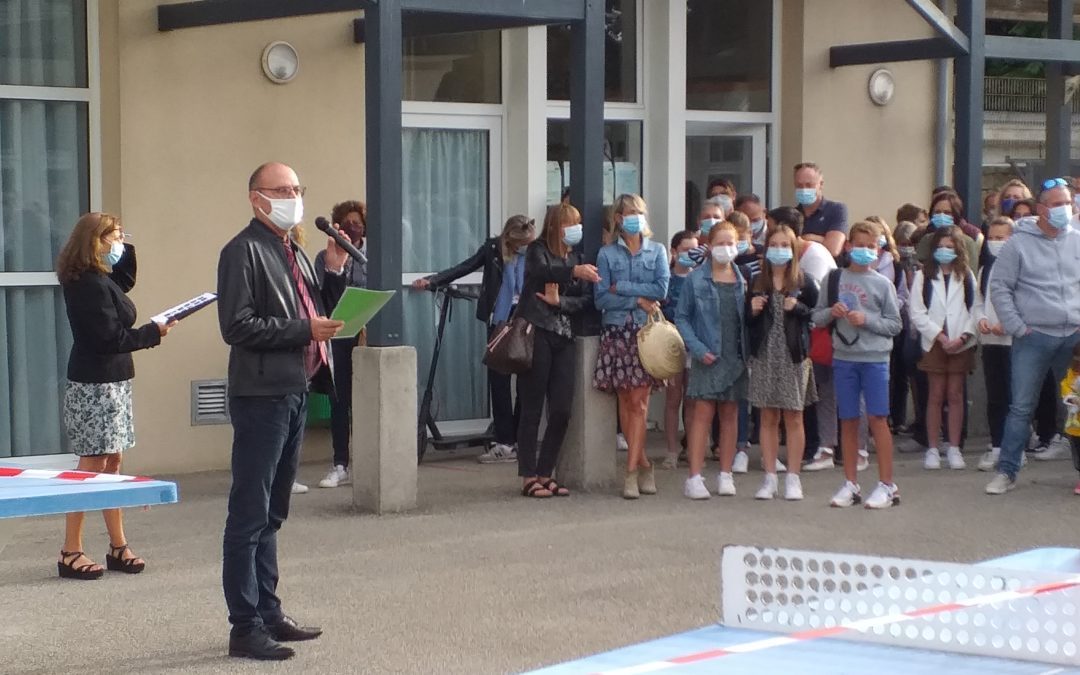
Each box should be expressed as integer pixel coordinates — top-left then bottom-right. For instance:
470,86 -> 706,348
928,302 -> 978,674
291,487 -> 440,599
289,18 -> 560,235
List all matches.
261,41 -> 299,84
868,68 -> 895,106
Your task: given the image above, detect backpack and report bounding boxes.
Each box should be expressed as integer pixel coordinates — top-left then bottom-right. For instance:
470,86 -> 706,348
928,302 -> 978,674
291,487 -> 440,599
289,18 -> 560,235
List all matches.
921,270 -> 975,311
808,268 -> 844,366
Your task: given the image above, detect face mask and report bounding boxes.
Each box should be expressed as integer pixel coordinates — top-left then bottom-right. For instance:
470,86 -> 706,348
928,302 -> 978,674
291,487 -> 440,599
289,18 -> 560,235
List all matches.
711,245 -> 737,265
258,194 -> 304,230
986,240 -> 1007,257
677,254 -> 695,269
699,218 -> 721,235
1073,194 -> 1080,212
795,188 -> 818,206
622,214 -> 646,235
736,240 -> 751,255
104,240 -> 125,266
849,247 -> 878,266
877,235 -> 888,248
1015,215 -> 1039,230
1000,198 -> 1017,216
1048,205 -> 1073,230
562,224 -> 583,246
930,213 -> 954,228
751,219 -> 767,235
933,247 -> 958,265
898,245 -> 916,260
766,247 -> 794,266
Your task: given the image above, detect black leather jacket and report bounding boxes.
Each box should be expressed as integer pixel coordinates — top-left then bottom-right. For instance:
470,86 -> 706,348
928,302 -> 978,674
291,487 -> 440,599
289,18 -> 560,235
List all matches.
217,219 -> 345,397
746,274 -> 819,363
426,237 -> 503,323
516,240 -> 592,335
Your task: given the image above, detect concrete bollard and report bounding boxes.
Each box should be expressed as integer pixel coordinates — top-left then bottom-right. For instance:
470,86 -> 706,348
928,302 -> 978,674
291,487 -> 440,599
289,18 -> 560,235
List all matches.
351,346 -> 418,514
558,335 -> 618,491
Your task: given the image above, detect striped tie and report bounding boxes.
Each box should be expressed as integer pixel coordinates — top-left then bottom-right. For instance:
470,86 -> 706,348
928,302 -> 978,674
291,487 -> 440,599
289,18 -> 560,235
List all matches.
283,240 -> 327,375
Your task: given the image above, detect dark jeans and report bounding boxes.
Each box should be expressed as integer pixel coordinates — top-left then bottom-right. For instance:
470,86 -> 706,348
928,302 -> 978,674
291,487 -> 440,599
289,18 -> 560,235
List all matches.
1034,373 -> 1059,444
330,339 -> 355,468
223,393 -> 306,635
982,345 -> 1012,448
1072,436 -> 1080,474
517,329 -> 575,477
488,325 -> 520,446
889,332 -> 909,428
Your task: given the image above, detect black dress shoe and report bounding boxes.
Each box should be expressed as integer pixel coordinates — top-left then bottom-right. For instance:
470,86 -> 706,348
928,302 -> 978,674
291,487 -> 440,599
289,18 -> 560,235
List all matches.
267,616 -> 323,642
228,628 -> 295,660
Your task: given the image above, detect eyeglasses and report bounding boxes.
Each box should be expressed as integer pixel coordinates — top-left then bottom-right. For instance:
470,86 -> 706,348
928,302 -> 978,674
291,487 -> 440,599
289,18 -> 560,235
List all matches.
1041,177 -> 1069,192
256,185 -> 306,198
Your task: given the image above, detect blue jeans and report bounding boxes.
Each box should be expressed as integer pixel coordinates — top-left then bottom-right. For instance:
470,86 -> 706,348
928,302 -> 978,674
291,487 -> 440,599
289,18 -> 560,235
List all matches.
998,331 -> 1080,478
222,393 -> 307,635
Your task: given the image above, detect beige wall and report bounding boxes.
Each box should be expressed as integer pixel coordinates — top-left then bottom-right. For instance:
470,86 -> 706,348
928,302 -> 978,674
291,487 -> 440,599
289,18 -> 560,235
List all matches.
781,0 -> 939,222
109,3 -> 367,474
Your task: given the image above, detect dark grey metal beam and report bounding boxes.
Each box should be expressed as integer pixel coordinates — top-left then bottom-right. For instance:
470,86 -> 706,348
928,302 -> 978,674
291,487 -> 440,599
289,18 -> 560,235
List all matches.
365,0 -> 404,346
904,0 -> 970,53
353,13 -> 562,43
954,0 -> 985,221
985,35 -> 1080,63
829,38 -> 964,68
400,0 -> 583,22
1045,0 -> 1075,180
158,0 -> 370,31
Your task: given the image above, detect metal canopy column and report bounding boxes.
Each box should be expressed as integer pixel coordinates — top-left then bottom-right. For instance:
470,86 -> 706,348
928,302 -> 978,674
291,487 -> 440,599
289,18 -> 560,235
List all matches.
953,0 -> 986,221
1045,0 -> 1075,180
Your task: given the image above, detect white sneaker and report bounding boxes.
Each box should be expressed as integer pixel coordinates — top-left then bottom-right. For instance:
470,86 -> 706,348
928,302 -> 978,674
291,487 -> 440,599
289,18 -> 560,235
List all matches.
829,480 -> 862,508
946,446 -> 966,470
865,481 -> 900,509
616,433 -> 629,451
732,450 -> 749,474
661,454 -> 679,470
318,464 -> 351,488
1035,434 -> 1071,461
477,443 -> 518,464
755,473 -> 778,500
924,447 -> 942,470
775,459 -> 788,473
684,474 -> 711,500
856,449 -> 869,472
977,447 -> 1000,472
985,472 -> 1016,495
785,473 -> 804,501
804,448 -> 835,472
291,481 -> 309,495
716,472 -> 737,496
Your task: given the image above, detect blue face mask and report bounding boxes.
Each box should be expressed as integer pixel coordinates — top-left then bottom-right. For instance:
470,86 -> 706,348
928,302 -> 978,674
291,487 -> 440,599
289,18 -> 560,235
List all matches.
933,247 -> 957,265
1000,198 -> 1018,216
699,218 -> 721,235
676,254 -> 695,269
766,247 -> 794,266
562,224 -> 583,246
736,240 -> 751,255
795,188 -> 818,206
1049,205 -> 1074,230
849,247 -> 878,266
930,213 -> 954,228
877,235 -> 887,248
622,214 -> 645,235
104,240 -> 125,266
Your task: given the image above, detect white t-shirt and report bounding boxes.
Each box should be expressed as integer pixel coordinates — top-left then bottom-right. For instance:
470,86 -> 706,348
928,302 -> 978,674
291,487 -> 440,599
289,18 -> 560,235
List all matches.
799,239 -> 837,285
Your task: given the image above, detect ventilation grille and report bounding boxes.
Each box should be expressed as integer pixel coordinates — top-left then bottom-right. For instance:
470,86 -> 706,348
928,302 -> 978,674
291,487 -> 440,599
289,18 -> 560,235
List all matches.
191,380 -> 229,425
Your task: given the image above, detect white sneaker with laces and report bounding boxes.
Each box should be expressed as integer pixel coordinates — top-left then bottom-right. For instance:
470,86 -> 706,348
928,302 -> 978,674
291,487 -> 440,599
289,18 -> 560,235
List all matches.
1035,434 -> 1071,461
829,480 -> 862,507
477,443 -> 518,464
856,449 -> 869,472
785,473 -> 804,501
775,459 -> 788,473
291,482 -> 309,495
977,447 -> 1000,472
716,472 -> 737,496
755,473 -> 778,500
318,465 -> 351,488
865,481 -> 900,509
732,450 -> 749,474
616,433 -> 629,451
804,448 -> 835,472
945,446 -> 966,470
684,474 -> 711,500
985,472 -> 1016,495
924,447 -> 942,470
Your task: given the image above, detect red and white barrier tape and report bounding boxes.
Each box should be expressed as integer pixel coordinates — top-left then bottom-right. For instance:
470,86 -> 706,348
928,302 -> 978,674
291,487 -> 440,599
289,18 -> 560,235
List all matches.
595,574 -> 1080,674
0,466 -> 152,484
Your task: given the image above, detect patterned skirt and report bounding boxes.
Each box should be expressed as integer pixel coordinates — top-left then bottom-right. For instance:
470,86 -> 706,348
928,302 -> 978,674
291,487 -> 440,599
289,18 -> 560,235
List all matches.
63,380 -> 135,456
593,317 -> 664,392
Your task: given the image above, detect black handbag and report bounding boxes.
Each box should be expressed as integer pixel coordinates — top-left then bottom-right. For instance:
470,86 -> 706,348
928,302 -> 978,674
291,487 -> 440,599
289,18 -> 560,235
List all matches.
483,309 -> 535,375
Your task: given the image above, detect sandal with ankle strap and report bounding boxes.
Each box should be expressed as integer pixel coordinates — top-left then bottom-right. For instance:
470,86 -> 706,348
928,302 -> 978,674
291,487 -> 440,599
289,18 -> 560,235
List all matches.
58,550 -> 104,580
105,543 -> 146,574
541,479 -> 570,497
521,480 -> 552,498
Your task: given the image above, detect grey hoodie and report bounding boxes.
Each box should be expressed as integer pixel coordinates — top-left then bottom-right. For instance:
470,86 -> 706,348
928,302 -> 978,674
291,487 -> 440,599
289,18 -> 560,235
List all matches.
990,219 -> 1080,338
812,268 -> 902,363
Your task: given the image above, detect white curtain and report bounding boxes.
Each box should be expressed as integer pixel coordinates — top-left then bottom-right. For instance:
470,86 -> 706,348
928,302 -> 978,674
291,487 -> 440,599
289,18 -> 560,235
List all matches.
402,128 -> 490,421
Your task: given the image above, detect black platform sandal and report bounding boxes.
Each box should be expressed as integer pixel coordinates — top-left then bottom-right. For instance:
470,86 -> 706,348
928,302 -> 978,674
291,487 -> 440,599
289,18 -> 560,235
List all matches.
58,551 -> 104,580
105,543 -> 146,574
522,480 -> 552,498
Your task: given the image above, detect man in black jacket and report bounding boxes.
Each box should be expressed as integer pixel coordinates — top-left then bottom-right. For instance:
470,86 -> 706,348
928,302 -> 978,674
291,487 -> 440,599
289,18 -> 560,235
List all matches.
217,162 -> 347,661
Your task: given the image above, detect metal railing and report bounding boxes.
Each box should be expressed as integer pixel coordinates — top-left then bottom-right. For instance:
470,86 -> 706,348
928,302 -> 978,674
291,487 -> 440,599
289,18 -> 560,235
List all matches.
984,76 -> 1080,114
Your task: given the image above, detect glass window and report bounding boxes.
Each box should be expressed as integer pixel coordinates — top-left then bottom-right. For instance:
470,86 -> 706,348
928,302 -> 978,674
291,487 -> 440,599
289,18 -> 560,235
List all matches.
403,31 -> 501,104
0,0 -> 88,88
546,120 -> 643,205
686,133 -> 753,228
686,0 -> 772,112
547,0 -> 637,102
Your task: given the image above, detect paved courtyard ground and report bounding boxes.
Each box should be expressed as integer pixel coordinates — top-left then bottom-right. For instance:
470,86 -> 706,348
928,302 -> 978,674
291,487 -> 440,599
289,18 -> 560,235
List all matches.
2,435 -> 1079,674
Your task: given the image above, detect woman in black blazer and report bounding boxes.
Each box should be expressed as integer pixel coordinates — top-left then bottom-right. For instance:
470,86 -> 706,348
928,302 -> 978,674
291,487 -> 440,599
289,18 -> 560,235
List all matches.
54,213 -> 175,580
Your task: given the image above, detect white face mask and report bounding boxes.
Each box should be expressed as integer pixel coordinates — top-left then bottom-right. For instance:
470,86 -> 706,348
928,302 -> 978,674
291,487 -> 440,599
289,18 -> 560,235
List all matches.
986,240 -> 1007,257
258,194 -> 304,230
711,245 -> 737,265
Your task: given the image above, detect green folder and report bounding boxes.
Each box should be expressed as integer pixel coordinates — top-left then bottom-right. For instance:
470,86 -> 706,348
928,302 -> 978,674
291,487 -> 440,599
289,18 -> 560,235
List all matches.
329,288 -> 396,338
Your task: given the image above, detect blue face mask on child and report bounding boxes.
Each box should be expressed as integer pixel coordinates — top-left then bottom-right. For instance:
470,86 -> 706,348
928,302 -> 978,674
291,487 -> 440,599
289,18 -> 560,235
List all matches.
699,218 -> 721,235
849,247 -> 878,266
766,247 -> 794,266
933,247 -> 957,265
736,240 -> 751,255
930,213 -> 954,228
677,253 -> 695,269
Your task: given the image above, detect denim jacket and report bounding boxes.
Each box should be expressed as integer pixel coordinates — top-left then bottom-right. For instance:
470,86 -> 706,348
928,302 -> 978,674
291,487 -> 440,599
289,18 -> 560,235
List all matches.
674,263 -> 748,363
594,236 -> 670,327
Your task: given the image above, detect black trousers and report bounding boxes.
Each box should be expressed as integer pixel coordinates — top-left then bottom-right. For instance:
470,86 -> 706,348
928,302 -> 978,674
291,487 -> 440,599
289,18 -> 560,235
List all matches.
1071,435 -> 1080,473
982,345 -> 1012,448
1034,373 -> 1059,443
223,393 -> 305,635
889,331 -> 910,428
488,325 -> 520,446
329,339 -> 355,468
516,328 -> 575,477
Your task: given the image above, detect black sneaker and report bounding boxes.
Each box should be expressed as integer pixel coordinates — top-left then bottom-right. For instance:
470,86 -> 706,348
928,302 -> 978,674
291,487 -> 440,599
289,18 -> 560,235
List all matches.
228,627 -> 295,660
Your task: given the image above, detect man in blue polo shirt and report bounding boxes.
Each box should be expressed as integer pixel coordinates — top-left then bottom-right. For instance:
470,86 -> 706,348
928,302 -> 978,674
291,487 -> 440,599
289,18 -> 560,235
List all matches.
794,161 -> 848,259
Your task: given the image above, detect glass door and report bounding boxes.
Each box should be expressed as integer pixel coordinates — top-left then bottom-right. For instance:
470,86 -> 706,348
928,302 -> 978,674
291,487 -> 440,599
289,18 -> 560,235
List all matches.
685,122 -> 767,229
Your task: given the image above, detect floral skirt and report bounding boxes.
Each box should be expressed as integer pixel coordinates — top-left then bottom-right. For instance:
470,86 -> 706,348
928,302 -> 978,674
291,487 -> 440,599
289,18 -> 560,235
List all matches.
63,380 -> 135,456
593,317 -> 664,392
